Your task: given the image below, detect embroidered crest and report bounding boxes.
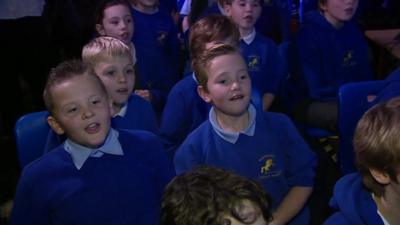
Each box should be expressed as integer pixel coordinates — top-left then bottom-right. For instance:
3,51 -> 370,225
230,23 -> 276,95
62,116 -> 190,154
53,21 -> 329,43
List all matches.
247,55 -> 260,71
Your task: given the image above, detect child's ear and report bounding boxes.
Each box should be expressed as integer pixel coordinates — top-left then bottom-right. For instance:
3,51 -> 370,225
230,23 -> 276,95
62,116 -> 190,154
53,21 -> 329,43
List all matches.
370,168 -> 391,185
95,23 -> 106,36
197,85 -> 212,103
47,115 -> 65,135
223,4 -> 232,17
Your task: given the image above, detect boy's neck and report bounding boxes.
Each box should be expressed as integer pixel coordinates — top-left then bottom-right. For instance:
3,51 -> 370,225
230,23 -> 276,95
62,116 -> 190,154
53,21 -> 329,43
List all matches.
322,11 -> 344,29
215,109 -> 250,133
373,187 -> 400,225
239,27 -> 254,38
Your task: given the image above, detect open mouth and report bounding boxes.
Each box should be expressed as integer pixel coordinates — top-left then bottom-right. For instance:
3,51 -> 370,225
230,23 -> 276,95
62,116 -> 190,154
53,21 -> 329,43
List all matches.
230,94 -> 245,101
244,15 -> 253,23
85,123 -> 100,134
117,88 -> 129,94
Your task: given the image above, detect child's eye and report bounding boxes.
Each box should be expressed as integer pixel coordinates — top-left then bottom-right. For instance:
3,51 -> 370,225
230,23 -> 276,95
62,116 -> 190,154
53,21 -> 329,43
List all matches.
126,18 -> 132,23
110,20 -> 119,25
240,74 -> 248,80
218,80 -> 227,84
106,70 -> 115,76
126,68 -> 134,74
67,107 -> 77,114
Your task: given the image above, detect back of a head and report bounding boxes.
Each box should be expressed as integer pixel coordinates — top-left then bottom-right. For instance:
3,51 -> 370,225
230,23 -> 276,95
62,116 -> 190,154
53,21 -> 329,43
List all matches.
189,14 -> 240,61
354,96 -> 400,196
161,166 -> 272,225
82,36 -> 135,66
43,59 -> 106,114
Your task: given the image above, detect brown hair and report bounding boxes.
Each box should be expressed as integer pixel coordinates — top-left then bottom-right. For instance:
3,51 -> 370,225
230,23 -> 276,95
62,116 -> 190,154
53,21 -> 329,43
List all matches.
43,59 -> 107,114
161,166 -> 272,225
94,0 -> 131,26
189,14 -> 240,62
354,97 -> 400,197
192,43 -> 240,90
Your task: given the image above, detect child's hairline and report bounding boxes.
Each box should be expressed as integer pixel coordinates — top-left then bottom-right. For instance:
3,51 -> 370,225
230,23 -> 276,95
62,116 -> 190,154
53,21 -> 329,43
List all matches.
46,71 -> 109,116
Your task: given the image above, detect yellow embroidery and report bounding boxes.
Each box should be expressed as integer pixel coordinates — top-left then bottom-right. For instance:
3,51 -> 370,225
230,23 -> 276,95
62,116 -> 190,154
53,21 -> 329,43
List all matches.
261,159 -> 273,174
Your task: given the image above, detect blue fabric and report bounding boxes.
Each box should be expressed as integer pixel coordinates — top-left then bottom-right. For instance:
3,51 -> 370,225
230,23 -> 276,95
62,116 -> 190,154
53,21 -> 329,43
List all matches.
44,94 -> 158,152
159,0 -> 178,14
296,10 -> 373,101
323,173 -> 384,225
240,32 -> 284,97
10,129 -> 175,225
369,67 -> 400,106
111,94 -> 158,134
160,75 -> 210,157
131,7 -> 181,112
256,0 -> 291,42
174,110 -> 317,225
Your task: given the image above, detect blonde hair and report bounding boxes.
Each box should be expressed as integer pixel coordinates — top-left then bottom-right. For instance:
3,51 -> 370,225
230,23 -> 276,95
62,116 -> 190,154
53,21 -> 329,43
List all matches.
82,36 -> 136,66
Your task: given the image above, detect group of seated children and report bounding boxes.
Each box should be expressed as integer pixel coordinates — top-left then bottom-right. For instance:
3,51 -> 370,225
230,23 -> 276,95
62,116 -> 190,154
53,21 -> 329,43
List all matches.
8,0 -> 400,224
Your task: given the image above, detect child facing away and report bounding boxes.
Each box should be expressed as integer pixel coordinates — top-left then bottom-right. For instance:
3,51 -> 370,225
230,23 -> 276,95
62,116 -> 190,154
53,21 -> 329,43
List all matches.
160,14 -> 239,157
219,0 -> 284,111
161,166 -> 273,225
294,0 -> 373,132
129,0 -> 181,114
174,43 -> 317,225
323,97 -> 400,225
10,60 -> 175,225
45,36 -> 158,151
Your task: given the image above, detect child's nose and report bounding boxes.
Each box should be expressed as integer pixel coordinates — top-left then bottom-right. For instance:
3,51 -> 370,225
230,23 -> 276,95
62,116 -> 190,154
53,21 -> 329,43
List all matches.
82,107 -> 94,119
118,74 -> 127,83
231,81 -> 240,91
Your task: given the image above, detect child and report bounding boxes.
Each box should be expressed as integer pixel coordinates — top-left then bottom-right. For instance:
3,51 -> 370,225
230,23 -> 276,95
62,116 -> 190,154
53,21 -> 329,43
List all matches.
219,0 -> 284,111
160,14 -> 239,157
82,36 -> 158,132
95,0 -> 134,46
323,97 -> 400,225
161,166 -> 273,225
129,0 -> 181,114
45,36 -> 158,151
294,0 -> 373,131
10,60 -> 175,225
174,43 -> 317,225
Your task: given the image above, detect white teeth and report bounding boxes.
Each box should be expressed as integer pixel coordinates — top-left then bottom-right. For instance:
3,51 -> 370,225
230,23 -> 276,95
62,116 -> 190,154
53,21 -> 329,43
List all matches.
88,123 -> 97,128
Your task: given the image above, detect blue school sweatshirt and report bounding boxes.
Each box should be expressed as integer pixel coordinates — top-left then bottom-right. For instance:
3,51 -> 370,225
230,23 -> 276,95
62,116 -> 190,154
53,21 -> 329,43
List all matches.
160,74 -> 210,157
323,173 -> 384,225
174,108 -> 316,225
296,10 -> 373,101
10,129 -> 175,225
240,32 -> 284,97
131,7 -> 181,111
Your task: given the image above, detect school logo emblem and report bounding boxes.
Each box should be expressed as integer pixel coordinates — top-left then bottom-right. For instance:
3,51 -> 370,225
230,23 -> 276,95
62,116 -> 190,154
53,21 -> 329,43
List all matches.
342,50 -> 356,67
258,155 -> 282,178
157,31 -> 167,46
261,159 -> 273,173
247,55 -> 260,71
